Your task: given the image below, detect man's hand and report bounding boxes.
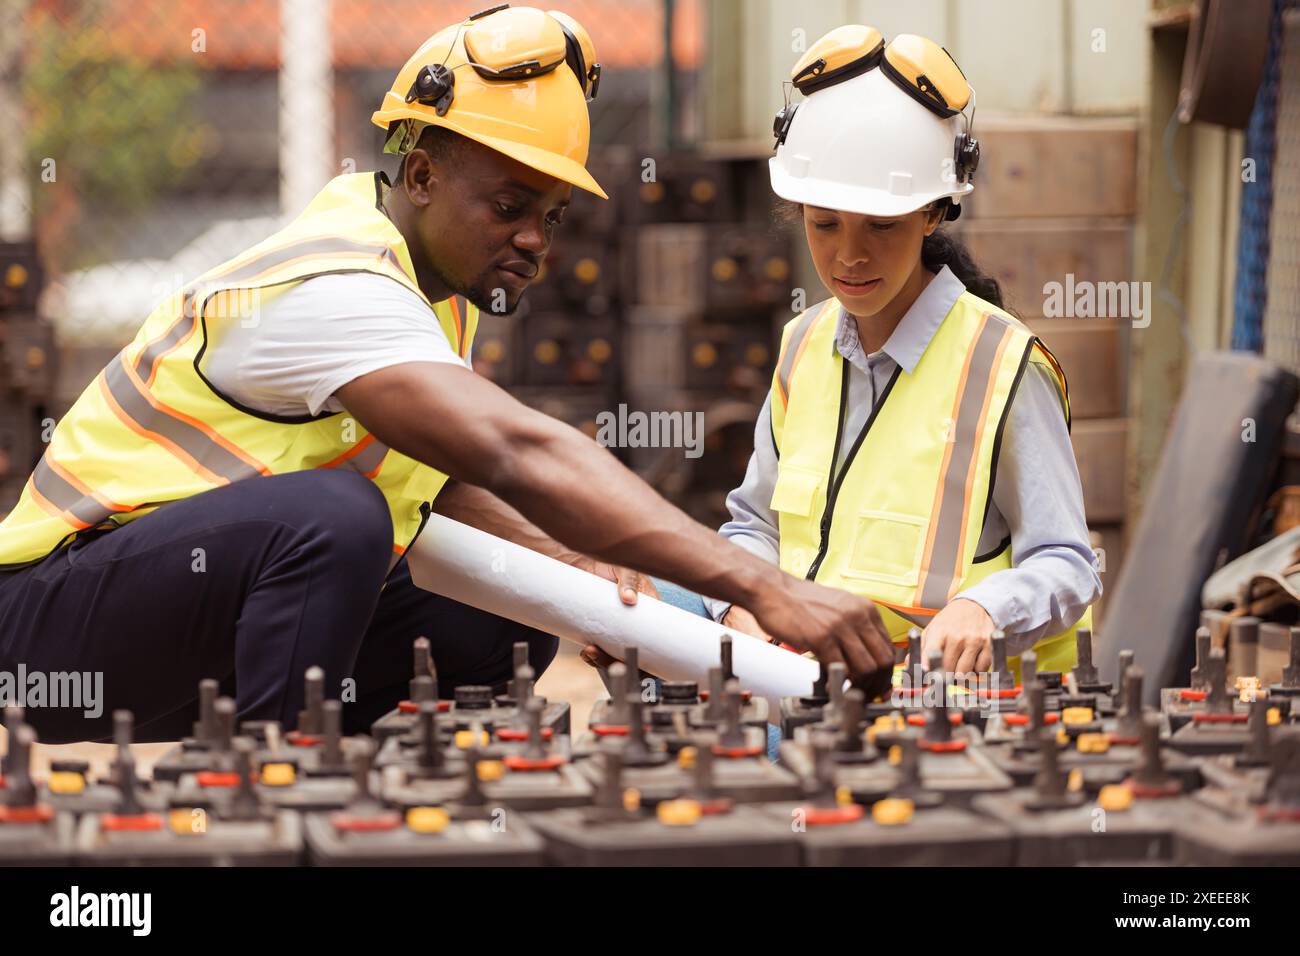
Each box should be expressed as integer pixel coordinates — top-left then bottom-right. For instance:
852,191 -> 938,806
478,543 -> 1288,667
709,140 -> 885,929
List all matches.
571,558 -> 658,669
747,577 -> 895,687
921,598 -> 995,675
569,556 -> 660,606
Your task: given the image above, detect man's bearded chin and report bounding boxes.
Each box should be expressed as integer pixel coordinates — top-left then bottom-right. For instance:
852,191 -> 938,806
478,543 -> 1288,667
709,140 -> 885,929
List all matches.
465,274 -> 524,316
426,258 -> 524,316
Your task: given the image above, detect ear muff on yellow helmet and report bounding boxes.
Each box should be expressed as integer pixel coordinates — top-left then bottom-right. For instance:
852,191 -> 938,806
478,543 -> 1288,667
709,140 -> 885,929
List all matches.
403,5 -> 600,117
373,4 -> 606,197
549,9 -> 602,101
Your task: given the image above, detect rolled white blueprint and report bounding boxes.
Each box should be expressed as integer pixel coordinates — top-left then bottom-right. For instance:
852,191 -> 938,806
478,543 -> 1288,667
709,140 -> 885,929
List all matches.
406,514 -> 819,706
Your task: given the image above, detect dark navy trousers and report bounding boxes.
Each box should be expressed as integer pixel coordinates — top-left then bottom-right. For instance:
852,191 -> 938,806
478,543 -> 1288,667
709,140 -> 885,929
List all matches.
0,470 -> 558,744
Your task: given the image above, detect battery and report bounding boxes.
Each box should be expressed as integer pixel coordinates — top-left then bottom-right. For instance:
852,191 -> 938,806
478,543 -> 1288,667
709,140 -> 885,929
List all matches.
1176,728 -> 1300,864
384,698 -> 592,811
304,742 -> 544,866
761,736 -> 1011,865
371,640 -> 570,743
525,746 -> 799,865
577,682 -> 801,803
78,732 -> 302,866
972,714 -> 1216,864
0,721 -> 77,865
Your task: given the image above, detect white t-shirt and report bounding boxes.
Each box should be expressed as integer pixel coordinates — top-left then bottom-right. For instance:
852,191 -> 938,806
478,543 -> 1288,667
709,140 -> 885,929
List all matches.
201,272 -> 467,417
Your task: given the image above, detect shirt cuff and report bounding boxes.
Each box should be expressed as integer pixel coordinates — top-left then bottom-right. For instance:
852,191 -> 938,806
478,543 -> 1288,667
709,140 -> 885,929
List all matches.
950,580 -> 1023,635
701,596 -> 732,623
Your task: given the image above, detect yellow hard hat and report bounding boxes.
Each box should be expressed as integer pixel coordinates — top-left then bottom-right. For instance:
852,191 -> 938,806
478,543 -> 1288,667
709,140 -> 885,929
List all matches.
371,4 -> 607,199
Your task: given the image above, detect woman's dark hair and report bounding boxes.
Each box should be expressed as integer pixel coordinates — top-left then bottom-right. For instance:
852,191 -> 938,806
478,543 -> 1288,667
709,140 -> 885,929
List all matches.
773,197 -> 1010,312
921,200 -> 1006,309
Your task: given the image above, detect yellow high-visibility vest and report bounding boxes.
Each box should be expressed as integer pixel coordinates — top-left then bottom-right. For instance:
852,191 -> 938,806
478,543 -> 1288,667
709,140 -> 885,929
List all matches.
0,172 -> 476,568
769,293 -> 1091,678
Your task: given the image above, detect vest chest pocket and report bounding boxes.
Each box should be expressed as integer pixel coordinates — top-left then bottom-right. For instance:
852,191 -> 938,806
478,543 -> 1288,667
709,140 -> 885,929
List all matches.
769,466 -> 824,518
842,510 -> 928,588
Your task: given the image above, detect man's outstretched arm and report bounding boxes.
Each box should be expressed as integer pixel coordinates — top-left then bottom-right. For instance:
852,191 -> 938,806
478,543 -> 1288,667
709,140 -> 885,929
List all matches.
338,361 -> 895,683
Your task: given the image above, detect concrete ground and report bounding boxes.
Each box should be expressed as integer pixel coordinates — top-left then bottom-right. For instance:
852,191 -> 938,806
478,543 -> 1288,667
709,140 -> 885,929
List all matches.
3,641 -> 606,780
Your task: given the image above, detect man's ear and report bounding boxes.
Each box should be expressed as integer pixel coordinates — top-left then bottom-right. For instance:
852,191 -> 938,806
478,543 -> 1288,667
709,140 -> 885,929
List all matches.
402,148 -> 439,207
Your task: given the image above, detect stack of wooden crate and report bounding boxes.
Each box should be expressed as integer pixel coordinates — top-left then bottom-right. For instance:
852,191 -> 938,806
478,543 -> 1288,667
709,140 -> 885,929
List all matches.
957,116 -> 1138,624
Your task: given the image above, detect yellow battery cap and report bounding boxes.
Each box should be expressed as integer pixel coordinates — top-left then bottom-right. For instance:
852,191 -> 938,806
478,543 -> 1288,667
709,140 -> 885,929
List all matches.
47,771 -> 86,795
888,744 -> 902,766
476,760 -> 504,782
1268,707 -> 1282,726
1076,733 -> 1110,754
622,788 -> 641,812
677,746 -> 697,770
657,799 -> 702,826
1067,768 -> 1084,792
406,806 -> 451,834
872,798 -> 915,826
1056,728 -> 1070,745
260,762 -> 297,787
1062,707 -> 1094,725
456,729 -> 490,749
1098,784 -> 1134,812
168,807 -> 205,836
835,786 -> 854,808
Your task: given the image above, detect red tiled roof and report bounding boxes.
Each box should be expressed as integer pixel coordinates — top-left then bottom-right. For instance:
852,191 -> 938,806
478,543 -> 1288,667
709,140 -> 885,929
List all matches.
30,0 -> 701,70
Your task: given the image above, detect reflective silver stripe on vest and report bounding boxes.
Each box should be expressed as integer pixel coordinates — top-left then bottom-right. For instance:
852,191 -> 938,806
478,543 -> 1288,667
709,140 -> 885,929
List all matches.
210,237 -> 405,289
332,435 -> 390,478
134,291 -> 199,382
101,356 -> 267,485
776,305 -> 826,406
31,455 -> 112,529
916,314 -> 1017,609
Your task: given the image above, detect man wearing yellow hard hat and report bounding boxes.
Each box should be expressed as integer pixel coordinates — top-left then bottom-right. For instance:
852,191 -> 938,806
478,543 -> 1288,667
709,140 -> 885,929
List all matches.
0,5 -> 894,744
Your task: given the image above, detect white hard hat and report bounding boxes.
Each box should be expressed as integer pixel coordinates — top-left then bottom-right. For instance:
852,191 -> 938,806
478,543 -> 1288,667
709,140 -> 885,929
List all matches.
769,28 -> 978,220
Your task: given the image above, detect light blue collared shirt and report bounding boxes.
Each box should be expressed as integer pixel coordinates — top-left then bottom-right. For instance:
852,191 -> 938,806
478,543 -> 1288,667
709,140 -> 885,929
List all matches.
701,265 -> 1101,655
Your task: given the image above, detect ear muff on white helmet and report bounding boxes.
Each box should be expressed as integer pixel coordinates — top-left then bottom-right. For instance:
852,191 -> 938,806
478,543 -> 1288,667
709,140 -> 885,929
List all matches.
772,24 -> 980,216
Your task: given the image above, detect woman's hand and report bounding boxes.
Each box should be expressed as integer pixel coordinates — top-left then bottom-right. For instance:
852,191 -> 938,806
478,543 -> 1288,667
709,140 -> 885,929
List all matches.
722,605 -> 774,643
921,598 -> 995,675
571,557 -> 659,669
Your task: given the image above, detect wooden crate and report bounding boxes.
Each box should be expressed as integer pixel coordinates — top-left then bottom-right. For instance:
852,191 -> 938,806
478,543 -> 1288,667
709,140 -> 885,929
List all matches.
961,118 -> 1138,219
1026,318 -> 1125,420
1071,418 -> 1127,525
957,218 -> 1134,319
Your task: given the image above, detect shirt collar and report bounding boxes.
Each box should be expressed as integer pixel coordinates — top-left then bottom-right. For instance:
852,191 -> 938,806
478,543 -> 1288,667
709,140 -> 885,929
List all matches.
831,264 -> 966,375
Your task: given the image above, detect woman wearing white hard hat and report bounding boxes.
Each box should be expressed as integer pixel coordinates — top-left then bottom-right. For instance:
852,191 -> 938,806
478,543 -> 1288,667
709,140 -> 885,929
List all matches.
700,26 -> 1101,682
